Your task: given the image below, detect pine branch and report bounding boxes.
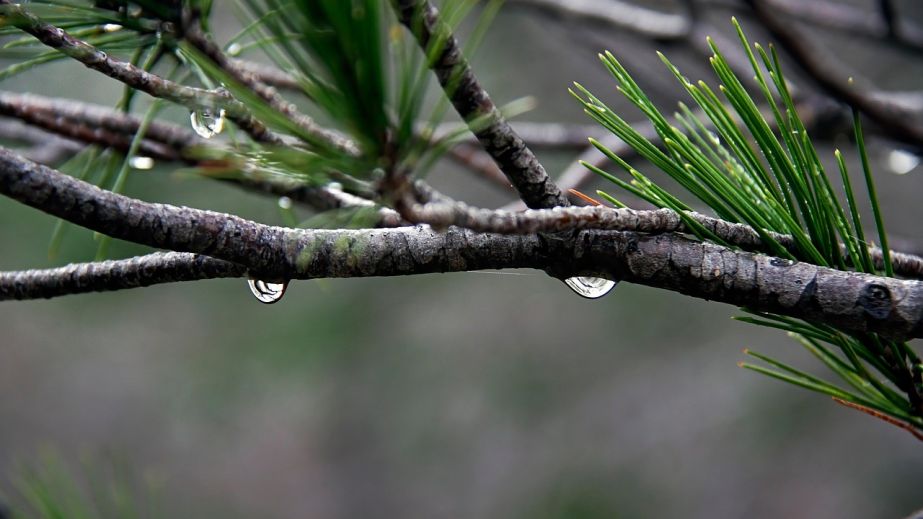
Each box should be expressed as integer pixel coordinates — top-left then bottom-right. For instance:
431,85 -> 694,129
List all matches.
400,199 -> 923,278
0,1 -> 283,145
507,0 -> 692,40
748,0 -> 923,151
0,91 -> 398,220
3,146 -> 923,341
181,25 -> 358,154
0,252 -> 244,300
393,0 -> 568,209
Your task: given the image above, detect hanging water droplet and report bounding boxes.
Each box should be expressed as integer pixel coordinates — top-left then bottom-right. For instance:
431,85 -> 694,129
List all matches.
190,107 -> 226,139
564,276 -> 617,299
277,196 -> 293,210
248,278 -> 289,304
226,42 -> 242,56
888,149 -> 920,175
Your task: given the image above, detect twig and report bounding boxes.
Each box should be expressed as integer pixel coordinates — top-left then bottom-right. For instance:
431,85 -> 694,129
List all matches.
393,0 -> 568,209
230,58 -> 303,91
182,25 -> 358,154
0,92 -> 184,161
831,397 -> 923,441
0,252 -> 245,300
506,0 -> 692,40
446,142 -> 512,191
748,0 -> 923,151
0,119 -> 83,164
0,91 -> 397,220
0,1 -> 283,145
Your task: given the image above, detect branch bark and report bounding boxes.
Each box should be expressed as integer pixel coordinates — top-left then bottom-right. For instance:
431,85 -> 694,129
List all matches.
0,1 -> 283,145
3,147 -> 923,341
393,0 -> 568,209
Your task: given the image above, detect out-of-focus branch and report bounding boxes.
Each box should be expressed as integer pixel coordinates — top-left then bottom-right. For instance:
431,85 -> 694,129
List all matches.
0,91 -> 402,222
394,0 -> 568,209
0,119 -> 83,164
748,0 -> 923,151
230,59 -> 303,91
0,91 -> 186,161
757,0 -> 923,50
506,0 -> 692,40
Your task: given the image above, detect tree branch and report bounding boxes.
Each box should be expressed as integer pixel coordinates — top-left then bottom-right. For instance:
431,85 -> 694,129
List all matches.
507,0 -> 692,40
748,0 -> 923,151
3,147 -> 923,341
181,25 -> 358,154
400,198 -> 923,279
0,252 -> 244,300
0,1 -> 283,145
393,0 -> 568,209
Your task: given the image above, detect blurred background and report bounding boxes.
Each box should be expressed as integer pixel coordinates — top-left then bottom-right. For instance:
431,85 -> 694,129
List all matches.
1,0 -> 922,517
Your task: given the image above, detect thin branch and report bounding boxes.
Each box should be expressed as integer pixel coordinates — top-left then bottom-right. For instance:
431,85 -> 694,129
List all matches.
393,0 -> 568,209
0,252 -> 244,301
0,91 -> 397,221
182,25 -> 358,154
0,119 -> 83,164
748,0 -> 923,151
0,92 -> 185,161
0,1 -> 282,145
230,59 -> 303,91
3,147 -> 923,341
506,0 -> 692,40
750,0 -> 923,50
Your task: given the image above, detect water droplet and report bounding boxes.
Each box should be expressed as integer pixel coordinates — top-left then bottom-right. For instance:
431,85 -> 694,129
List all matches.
888,149 -> 920,175
277,196 -> 292,210
129,156 -> 154,170
248,278 -> 289,304
102,23 -> 122,33
226,42 -> 242,56
564,276 -> 617,299
190,108 -> 226,139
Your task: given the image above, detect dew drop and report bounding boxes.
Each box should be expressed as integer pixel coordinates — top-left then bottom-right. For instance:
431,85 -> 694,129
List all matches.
248,278 -> 289,304
888,149 -> 920,175
277,196 -> 293,210
226,42 -> 242,56
190,107 -> 226,139
564,276 -> 617,299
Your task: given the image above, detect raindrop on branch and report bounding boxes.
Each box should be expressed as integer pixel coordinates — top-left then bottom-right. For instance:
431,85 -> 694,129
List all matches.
248,278 -> 289,304
190,108 -> 226,139
564,276 -> 617,299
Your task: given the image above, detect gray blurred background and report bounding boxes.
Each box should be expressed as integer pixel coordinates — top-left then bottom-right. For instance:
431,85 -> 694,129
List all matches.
0,0 -> 922,517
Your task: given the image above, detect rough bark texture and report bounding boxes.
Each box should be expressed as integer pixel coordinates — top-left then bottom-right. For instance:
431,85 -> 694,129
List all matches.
2,146 -> 923,340
0,253 -> 244,300
394,0 -> 568,209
